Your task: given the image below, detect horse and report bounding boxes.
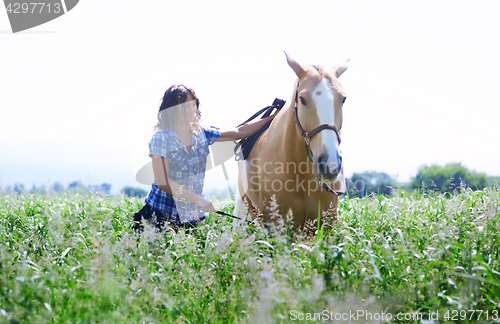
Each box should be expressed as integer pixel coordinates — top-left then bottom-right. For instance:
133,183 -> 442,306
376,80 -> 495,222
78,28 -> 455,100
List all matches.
234,53 -> 349,232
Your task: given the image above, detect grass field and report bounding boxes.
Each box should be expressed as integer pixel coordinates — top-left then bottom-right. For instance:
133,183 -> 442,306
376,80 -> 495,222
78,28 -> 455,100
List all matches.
0,187 -> 499,323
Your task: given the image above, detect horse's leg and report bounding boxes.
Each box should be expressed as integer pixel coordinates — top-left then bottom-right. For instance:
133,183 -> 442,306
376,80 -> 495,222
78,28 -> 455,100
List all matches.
234,183 -> 243,219
235,188 -> 257,227
235,160 -> 251,222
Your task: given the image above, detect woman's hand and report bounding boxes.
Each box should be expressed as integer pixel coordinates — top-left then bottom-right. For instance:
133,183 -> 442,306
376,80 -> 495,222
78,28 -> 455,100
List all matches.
217,110 -> 280,142
195,197 -> 215,213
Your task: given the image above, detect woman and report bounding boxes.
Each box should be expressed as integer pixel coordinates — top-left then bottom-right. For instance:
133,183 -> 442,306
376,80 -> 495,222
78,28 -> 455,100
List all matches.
133,84 -> 278,231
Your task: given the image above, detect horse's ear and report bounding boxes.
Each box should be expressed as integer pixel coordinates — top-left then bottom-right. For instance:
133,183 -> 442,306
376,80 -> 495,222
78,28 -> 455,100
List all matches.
284,51 -> 308,79
333,59 -> 350,78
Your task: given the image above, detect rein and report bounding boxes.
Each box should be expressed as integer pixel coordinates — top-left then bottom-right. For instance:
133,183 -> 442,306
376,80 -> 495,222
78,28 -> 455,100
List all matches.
293,83 -> 345,196
216,210 -> 253,225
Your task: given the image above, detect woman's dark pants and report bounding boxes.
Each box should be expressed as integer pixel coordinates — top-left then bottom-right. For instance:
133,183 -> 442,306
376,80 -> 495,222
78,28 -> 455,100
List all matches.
132,204 -> 197,233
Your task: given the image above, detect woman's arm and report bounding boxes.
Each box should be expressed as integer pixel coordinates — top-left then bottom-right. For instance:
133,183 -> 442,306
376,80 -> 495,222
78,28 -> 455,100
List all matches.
151,155 -> 215,213
217,111 -> 279,142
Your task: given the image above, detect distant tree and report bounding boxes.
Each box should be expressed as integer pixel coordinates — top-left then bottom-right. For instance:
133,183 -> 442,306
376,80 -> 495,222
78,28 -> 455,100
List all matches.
489,176 -> 500,188
347,171 -> 396,198
68,181 -> 84,189
101,183 -> 112,195
52,182 -> 64,192
30,184 -> 47,194
122,186 -> 147,198
13,183 -> 24,194
411,162 -> 488,193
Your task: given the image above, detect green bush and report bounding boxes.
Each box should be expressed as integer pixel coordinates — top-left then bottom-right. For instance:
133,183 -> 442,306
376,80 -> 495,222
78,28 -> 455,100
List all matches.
411,162 -> 489,193
121,186 -> 148,198
347,171 -> 396,198
490,176 -> 500,188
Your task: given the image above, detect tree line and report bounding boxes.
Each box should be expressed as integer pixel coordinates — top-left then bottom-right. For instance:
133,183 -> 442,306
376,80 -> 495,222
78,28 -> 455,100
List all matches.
1,181 -> 152,199
347,162 -> 500,198
2,162 -> 498,199
3,181 -> 112,195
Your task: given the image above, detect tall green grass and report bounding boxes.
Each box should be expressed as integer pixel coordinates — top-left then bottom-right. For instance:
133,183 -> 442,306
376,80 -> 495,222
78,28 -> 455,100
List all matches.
0,188 -> 499,323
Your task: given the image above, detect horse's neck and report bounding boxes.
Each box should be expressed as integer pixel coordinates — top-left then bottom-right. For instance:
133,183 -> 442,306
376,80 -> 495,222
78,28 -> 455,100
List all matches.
267,98 -> 311,163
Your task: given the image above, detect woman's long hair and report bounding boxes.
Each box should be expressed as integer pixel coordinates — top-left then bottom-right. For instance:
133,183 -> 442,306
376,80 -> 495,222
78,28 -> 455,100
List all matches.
154,84 -> 202,134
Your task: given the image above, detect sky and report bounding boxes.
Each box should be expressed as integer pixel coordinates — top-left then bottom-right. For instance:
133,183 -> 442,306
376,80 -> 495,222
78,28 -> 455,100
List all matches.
1,0 -> 499,195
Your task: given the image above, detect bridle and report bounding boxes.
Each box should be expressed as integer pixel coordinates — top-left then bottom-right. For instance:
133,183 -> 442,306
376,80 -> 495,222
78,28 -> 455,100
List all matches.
293,84 -> 341,162
293,83 -> 345,196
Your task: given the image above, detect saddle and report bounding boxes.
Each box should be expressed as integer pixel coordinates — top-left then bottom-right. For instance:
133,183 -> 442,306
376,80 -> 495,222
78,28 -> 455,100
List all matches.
234,98 -> 286,160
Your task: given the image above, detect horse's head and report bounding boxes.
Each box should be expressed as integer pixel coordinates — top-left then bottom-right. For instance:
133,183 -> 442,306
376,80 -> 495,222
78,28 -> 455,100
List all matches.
286,53 -> 349,182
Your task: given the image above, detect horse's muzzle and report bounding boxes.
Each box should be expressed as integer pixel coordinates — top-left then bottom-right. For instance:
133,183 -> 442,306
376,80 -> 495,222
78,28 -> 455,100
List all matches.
316,153 -> 342,181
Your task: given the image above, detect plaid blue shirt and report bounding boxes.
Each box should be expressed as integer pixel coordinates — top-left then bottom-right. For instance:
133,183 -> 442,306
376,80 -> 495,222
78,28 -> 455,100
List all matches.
144,125 -> 221,224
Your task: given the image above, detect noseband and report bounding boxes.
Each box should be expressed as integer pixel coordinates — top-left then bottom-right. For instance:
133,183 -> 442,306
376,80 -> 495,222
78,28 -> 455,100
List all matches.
293,85 -> 341,162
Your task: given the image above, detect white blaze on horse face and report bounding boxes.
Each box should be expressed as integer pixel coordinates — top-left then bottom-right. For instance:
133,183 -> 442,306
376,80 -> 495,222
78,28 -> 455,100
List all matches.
313,78 -> 340,150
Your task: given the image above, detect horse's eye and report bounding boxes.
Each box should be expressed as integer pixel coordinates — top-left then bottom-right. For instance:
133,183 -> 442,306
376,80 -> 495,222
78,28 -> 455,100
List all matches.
342,97 -> 347,104
300,97 -> 307,106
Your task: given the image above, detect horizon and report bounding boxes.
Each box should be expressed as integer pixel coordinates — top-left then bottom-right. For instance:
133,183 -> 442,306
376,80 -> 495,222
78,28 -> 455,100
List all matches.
1,159 -> 497,197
